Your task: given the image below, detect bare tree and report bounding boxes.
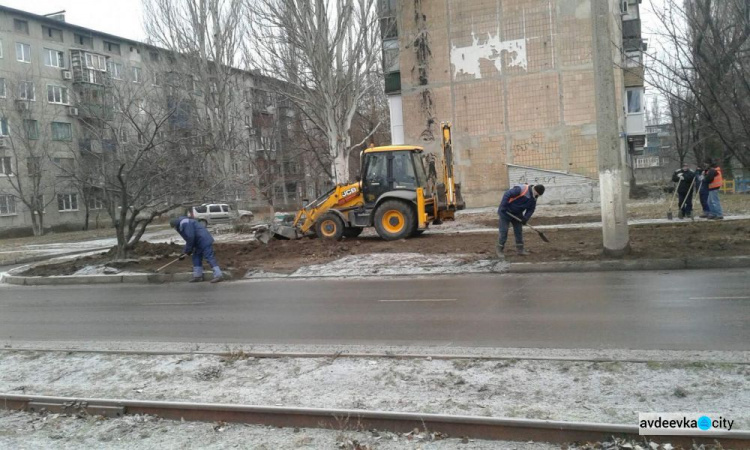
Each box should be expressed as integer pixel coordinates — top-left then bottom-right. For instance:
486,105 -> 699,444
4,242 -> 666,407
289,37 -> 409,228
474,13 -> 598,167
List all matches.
246,0 -> 384,184
0,77 -> 71,235
68,71 -> 215,259
647,0 -> 750,169
144,0 -> 253,199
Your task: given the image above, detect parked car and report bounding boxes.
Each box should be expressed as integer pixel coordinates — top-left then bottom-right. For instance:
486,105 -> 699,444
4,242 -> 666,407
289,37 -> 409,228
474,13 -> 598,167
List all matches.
188,203 -> 254,225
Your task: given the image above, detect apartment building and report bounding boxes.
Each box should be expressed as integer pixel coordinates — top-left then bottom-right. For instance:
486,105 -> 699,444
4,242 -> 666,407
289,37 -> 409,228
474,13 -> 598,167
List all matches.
0,5 -> 322,236
380,0 -> 647,206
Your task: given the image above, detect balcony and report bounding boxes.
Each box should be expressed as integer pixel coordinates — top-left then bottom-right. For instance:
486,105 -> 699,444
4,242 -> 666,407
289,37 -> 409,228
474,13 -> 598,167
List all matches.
77,103 -> 114,121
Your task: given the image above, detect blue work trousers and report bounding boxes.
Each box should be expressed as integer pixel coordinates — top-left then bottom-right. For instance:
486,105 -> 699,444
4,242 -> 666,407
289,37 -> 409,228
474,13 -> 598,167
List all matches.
498,212 -> 524,248
192,245 -> 221,278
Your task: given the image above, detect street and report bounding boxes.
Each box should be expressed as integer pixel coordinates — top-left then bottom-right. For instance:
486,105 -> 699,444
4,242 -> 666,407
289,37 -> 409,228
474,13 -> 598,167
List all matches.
1,269 -> 748,350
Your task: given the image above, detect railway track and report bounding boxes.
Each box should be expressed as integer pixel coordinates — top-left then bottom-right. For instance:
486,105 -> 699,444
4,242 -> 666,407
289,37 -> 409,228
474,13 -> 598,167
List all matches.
2,394 -> 749,447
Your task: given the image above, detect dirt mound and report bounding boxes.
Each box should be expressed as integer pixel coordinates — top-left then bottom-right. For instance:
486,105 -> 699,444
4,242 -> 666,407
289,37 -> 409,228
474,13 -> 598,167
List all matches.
17,219 -> 750,278
105,242 -> 183,258
475,215 -> 603,228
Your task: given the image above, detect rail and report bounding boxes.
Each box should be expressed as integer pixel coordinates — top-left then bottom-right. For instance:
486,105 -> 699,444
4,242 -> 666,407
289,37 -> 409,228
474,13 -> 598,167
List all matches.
1,394 -> 748,447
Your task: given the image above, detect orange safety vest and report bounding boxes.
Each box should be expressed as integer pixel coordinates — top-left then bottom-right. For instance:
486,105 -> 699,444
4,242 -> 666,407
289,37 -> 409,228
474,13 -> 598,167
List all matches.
708,167 -> 723,190
508,185 -> 529,203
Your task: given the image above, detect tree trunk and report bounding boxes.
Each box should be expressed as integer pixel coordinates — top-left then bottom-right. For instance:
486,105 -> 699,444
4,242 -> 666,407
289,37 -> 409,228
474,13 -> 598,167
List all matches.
31,212 -> 44,237
83,204 -> 91,231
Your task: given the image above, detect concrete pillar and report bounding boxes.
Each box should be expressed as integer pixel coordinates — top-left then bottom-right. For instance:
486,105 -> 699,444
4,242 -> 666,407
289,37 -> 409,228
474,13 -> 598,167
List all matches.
591,0 -> 630,256
388,95 -> 404,145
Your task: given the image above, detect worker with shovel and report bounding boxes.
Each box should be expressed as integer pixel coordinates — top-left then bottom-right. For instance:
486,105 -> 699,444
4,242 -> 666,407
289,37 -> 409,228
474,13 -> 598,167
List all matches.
169,216 -> 224,283
496,184 -> 545,257
672,163 -> 695,219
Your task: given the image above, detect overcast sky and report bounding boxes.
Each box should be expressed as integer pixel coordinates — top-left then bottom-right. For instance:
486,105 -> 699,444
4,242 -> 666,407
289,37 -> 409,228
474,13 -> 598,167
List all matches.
1,0 -> 146,41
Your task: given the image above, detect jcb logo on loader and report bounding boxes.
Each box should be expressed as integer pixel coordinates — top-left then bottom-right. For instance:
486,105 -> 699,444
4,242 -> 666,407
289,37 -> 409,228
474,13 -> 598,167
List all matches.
338,187 -> 358,205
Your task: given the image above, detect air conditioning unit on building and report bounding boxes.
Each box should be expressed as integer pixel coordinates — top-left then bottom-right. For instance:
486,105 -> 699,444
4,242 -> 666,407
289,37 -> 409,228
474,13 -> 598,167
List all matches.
15,100 -> 30,112
68,106 -> 79,117
62,70 -> 73,80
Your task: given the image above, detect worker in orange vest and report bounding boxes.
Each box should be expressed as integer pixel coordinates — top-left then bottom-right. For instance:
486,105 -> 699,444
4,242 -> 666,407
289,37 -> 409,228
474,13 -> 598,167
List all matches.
704,158 -> 724,220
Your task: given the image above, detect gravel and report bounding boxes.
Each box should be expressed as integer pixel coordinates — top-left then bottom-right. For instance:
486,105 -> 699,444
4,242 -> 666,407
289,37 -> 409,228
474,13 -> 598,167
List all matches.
0,409 -> 563,449
1,351 -> 747,430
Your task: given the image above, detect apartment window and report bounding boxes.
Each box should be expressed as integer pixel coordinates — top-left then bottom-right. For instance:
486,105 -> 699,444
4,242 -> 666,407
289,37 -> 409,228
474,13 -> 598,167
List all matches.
137,133 -> 145,144
51,122 -> 73,141
23,120 -> 39,140
19,81 -> 35,101
0,118 -> 8,136
132,67 -> 142,83
149,51 -> 160,62
0,79 -> 6,98
107,61 -> 123,79
53,157 -> 75,172
44,48 -> 65,68
0,195 -> 16,215
47,85 -> 70,104
14,19 -> 29,35
88,195 -> 103,210
15,43 -> 31,63
42,25 -> 64,42
626,88 -> 643,114
84,53 -> 107,71
383,39 -> 399,72
104,41 -> 121,55
74,33 -> 94,49
0,39 -> 3,58
0,156 -> 12,175
27,157 -> 41,175
57,193 -> 78,211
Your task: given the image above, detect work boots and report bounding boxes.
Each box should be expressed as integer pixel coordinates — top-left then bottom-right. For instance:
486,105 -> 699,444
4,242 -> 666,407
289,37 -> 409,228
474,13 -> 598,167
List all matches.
516,246 -> 530,256
495,243 -> 504,259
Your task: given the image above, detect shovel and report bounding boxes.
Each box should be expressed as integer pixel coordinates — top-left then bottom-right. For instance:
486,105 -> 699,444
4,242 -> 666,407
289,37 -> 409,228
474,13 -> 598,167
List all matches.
155,256 -> 183,273
667,178 -> 681,220
506,212 -> 550,243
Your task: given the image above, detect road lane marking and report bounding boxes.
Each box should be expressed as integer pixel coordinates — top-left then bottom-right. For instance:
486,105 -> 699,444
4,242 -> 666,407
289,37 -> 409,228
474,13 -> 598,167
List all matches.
141,302 -> 207,306
689,296 -> 750,300
378,299 -> 457,303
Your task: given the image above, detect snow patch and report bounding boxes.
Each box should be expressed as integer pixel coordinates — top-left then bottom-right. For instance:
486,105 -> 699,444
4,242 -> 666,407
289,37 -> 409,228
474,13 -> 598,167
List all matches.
290,253 -> 507,278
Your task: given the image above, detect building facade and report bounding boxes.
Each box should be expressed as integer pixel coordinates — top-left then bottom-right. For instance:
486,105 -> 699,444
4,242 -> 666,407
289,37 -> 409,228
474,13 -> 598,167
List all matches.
380,0 -> 646,206
0,5 -> 324,235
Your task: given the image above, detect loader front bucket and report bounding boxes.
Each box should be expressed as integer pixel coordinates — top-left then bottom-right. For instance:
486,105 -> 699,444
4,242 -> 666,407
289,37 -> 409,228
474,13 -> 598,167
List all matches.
270,223 -> 301,240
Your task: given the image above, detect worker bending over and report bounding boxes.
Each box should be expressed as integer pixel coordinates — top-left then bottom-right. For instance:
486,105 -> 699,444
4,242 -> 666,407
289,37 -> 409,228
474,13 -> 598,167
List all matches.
497,184 -> 545,257
170,216 -> 224,283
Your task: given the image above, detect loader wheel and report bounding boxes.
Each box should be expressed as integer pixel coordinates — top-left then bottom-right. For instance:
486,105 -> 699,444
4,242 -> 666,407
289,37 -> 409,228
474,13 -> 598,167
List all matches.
343,227 -> 363,238
374,200 -> 416,241
315,213 -> 344,240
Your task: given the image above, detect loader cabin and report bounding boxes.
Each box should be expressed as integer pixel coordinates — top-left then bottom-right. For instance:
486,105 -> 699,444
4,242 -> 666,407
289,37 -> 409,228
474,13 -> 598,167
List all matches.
360,145 -> 428,205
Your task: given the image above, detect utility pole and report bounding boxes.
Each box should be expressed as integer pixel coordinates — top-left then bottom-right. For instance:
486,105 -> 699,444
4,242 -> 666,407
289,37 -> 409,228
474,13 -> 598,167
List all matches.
591,0 -> 630,256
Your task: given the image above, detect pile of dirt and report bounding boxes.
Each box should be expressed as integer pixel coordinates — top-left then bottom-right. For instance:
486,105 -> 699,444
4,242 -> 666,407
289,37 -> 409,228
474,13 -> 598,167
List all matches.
473,214 -> 603,228
104,242 -> 183,258
18,220 -> 750,277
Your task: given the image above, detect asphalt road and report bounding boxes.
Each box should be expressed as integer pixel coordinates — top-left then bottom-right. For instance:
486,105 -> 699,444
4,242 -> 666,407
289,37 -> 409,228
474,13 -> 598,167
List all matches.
0,269 -> 748,350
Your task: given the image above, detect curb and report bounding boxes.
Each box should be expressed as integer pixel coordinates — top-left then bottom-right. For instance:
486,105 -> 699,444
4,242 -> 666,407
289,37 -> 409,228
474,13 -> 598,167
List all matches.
4,256 -> 749,286
2,272 -> 214,286
507,256 -> 750,273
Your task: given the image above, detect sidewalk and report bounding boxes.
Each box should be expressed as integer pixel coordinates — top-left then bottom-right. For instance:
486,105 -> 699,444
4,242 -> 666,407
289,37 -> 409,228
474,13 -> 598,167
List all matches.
430,214 -> 750,234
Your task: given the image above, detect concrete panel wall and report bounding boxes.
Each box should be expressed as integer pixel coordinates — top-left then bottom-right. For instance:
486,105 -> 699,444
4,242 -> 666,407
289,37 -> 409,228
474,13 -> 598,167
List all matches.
507,164 -> 599,204
397,0 -> 620,207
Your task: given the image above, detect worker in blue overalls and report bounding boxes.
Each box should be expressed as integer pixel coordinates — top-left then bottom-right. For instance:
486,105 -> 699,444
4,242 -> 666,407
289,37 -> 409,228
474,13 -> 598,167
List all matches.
497,184 -> 545,257
170,216 -> 224,283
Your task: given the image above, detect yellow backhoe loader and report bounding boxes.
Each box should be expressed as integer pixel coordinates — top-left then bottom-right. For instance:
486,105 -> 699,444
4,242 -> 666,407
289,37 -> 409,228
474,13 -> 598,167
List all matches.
267,122 -> 465,241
